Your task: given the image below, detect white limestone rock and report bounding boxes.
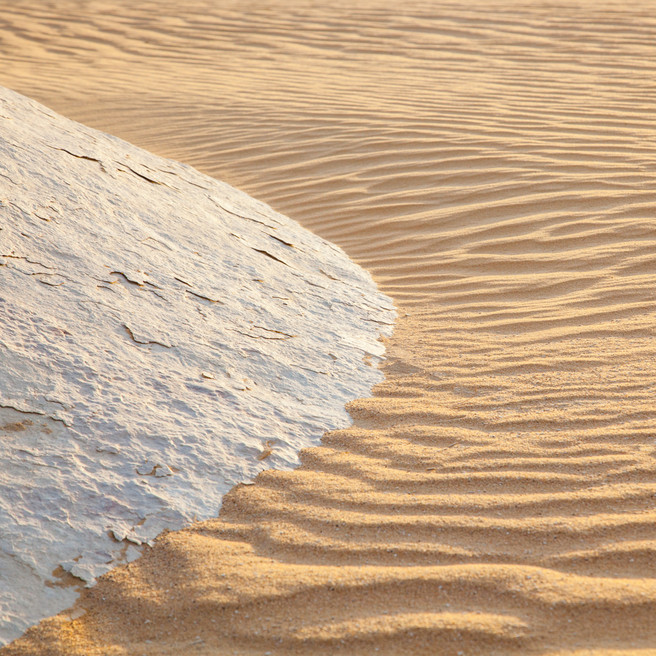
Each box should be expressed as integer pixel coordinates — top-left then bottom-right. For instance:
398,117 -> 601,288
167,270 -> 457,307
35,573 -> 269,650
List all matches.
0,86 -> 395,644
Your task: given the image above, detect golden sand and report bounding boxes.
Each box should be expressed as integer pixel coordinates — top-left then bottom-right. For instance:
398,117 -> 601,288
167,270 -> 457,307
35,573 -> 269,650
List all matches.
2,0 -> 656,653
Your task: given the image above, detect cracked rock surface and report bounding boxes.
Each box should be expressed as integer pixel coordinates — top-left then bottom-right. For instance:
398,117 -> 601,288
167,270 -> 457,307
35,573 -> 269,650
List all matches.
0,86 -> 394,644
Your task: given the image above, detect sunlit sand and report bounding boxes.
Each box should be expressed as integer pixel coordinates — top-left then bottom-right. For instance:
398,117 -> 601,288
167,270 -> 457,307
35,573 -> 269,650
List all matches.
2,0 -> 656,653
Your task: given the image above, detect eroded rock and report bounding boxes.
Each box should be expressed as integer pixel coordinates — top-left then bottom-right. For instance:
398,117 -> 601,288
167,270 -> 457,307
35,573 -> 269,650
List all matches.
0,86 -> 394,644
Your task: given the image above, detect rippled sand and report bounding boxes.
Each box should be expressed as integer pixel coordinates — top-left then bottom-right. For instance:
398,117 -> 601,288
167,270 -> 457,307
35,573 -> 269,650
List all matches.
2,0 -> 656,653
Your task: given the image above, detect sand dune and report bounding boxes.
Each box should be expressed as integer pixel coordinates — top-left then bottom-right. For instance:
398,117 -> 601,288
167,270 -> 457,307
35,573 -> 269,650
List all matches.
2,0 -> 656,653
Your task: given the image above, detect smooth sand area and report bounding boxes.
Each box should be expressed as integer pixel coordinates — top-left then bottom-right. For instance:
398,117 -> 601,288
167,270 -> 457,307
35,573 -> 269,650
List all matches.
2,0 -> 656,653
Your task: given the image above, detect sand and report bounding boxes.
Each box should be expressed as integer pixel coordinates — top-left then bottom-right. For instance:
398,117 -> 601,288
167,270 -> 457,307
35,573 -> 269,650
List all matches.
2,0 -> 656,653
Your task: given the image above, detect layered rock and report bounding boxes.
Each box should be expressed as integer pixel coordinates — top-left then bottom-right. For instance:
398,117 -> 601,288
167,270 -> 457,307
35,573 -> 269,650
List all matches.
0,87 -> 394,644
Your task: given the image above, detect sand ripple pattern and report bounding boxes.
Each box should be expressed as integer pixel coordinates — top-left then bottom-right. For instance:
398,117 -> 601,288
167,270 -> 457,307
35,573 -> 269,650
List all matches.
2,0 -> 656,653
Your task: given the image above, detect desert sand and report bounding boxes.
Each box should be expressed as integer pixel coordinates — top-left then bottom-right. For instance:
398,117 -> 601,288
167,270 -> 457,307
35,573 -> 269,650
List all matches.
2,0 -> 656,653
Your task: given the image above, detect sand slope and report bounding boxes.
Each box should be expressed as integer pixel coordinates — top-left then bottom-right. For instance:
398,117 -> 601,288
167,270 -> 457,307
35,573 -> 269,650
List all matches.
2,0 -> 656,653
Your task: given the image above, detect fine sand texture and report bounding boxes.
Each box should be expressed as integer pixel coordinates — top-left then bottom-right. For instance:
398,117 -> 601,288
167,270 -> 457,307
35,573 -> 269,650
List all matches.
2,0 -> 656,653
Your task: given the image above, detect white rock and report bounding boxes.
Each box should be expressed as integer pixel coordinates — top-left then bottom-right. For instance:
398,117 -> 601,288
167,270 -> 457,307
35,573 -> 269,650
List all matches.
0,86 -> 394,645
154,464 -> 173,478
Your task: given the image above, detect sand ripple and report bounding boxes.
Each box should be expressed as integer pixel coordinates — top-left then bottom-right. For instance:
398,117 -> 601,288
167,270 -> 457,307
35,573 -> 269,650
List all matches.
2,0 -> 656,653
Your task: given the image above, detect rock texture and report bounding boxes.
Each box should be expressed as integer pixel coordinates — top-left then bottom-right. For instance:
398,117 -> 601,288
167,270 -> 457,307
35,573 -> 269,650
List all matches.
0,86 -> 394,644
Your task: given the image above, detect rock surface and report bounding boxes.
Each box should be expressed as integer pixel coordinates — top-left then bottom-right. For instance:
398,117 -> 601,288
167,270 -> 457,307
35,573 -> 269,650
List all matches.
0,86 -> 394,644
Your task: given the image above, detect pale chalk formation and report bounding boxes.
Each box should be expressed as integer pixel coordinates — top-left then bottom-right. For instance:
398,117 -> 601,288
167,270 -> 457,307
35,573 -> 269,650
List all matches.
0,86 -> 394,645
